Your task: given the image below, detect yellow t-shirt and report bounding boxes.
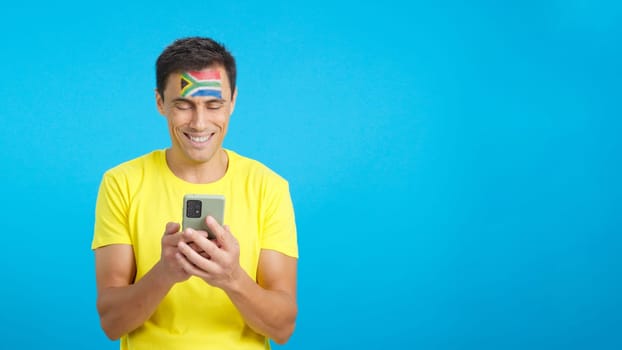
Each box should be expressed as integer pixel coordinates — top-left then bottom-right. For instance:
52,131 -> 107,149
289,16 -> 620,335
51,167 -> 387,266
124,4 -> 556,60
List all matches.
92,149 -> 298,350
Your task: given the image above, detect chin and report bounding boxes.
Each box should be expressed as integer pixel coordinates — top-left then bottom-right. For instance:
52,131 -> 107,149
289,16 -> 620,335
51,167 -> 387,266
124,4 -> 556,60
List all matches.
187,154 -> 215,164
187,149 -> 220,163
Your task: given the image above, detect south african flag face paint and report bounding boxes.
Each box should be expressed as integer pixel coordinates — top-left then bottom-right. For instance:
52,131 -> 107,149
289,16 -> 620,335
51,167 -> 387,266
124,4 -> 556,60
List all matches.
180,70 -> 222,98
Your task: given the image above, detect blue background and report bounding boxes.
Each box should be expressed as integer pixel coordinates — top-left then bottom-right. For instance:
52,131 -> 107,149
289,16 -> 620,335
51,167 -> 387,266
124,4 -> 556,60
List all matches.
1,1 -> 621,349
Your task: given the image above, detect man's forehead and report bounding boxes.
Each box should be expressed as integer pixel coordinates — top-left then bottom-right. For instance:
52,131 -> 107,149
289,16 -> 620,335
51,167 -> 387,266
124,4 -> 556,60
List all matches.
173,68 -> 225,99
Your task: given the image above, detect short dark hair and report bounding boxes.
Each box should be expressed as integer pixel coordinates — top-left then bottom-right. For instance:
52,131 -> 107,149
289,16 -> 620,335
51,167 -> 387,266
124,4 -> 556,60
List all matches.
156,37 -> 236,99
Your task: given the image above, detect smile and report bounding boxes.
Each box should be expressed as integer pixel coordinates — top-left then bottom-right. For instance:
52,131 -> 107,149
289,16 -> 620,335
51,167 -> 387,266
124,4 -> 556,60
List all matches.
185,132 -> 215,144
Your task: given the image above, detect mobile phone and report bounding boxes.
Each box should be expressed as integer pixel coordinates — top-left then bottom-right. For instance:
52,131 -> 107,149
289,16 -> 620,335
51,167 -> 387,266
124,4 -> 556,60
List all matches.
182,194 -> 225,239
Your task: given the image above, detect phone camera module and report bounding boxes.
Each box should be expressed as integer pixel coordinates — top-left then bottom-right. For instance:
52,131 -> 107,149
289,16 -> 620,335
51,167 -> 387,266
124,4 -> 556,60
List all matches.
186,199 -> 202,218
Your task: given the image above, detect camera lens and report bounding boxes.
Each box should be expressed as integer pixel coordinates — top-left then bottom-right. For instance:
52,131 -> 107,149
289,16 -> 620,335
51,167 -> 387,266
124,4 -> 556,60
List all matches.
186,200 -> 202,218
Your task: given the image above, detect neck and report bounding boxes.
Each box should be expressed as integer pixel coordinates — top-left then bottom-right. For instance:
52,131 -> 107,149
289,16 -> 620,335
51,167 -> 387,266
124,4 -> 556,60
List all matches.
165,148 -> 229,184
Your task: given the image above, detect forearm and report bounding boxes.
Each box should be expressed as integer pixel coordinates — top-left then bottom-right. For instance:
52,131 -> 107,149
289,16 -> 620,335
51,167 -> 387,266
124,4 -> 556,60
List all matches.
96,262 -> 173,340
225,270 -> 298,344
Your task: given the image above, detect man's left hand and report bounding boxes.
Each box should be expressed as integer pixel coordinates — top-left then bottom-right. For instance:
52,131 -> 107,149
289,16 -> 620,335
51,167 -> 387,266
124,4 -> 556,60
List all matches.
177,216 -> 243,290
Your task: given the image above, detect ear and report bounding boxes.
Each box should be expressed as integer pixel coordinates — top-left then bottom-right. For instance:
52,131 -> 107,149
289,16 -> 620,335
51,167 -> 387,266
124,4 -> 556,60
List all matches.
155,89 -> 166,116
229,88 -> 238,116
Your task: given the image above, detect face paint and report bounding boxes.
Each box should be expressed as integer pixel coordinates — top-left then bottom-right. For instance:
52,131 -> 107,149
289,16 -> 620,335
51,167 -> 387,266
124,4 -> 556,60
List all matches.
180,70 -> 222,98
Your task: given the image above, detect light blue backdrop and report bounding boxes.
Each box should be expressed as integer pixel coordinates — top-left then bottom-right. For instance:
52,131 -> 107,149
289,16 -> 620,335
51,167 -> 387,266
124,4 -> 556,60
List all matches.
1,1 -> 620,349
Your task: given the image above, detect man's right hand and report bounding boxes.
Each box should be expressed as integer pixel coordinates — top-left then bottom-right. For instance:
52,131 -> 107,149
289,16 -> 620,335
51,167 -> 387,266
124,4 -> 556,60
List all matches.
157,222 -> 191,284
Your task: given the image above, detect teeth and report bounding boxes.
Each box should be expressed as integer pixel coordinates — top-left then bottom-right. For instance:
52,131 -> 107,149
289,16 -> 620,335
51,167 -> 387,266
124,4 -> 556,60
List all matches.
190,135 -> 209,142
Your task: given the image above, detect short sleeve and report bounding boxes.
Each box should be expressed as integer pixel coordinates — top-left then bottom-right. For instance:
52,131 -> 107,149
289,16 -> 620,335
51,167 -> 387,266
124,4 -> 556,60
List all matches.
260,179 -> 298,258
91,171 -> 132,249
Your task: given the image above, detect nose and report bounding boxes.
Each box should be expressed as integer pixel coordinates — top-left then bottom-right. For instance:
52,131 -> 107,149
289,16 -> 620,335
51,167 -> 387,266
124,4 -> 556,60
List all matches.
188,107 -> 211,130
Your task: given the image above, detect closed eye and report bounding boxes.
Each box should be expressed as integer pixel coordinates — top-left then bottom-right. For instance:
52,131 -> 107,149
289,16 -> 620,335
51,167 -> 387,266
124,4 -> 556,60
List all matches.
173,99 -> 194,111
206,100 -> 225,110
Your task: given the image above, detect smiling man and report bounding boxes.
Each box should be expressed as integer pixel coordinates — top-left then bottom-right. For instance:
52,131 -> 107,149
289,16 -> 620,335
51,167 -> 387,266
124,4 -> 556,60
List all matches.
92,37 -> 298,350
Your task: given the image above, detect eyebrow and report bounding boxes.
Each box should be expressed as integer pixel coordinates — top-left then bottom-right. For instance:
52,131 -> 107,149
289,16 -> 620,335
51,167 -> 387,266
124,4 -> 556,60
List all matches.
171,97 -> 193,104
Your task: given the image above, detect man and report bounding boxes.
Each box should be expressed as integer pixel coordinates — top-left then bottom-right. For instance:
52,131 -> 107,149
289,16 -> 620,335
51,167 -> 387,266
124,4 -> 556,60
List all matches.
92,37 -> 298,350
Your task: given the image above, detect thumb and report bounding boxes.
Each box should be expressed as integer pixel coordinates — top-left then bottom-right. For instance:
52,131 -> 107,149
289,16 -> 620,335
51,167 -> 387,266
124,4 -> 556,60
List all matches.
164,222 -> 180,235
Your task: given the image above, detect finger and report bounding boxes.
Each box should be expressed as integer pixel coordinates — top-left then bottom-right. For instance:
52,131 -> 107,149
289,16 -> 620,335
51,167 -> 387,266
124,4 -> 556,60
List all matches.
178,241 -> 220,273
182,228 -> 211,246
175,252 -> 209,279
188,241 -> 202,251
188,242 -> 211,259
162,223 -> 183,248
164,222 -> 181,235
206,216 -> 229,249
183,229 -> 225,262
182,227 -> 209,243
220,223 -> 238,251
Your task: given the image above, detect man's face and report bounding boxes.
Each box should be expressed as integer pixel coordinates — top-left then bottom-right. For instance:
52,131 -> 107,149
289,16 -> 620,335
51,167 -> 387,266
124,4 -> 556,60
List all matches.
156,65 -> 236,166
